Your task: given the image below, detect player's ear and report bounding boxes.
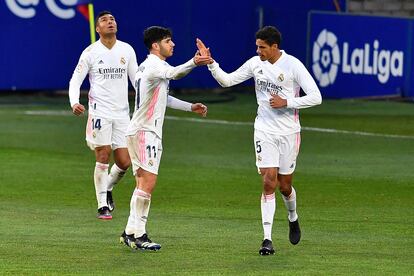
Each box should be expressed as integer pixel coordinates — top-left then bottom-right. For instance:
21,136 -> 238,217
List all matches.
152,42 -> 160,51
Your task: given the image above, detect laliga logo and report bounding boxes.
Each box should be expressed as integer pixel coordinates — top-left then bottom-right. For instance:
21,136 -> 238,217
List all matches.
312,29 -> 404,87
312,29 -> 340,87
6,0 -> 78,19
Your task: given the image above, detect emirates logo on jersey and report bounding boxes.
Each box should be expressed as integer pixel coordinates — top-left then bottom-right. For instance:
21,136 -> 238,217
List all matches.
120,57 -> 126,65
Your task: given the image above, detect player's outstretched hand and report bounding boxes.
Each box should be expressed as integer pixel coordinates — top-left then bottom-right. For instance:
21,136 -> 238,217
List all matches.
269,95 -> 287,108
196,38 -> 211,57
193,51 -> 213,66
72,103 -> 85,116
191,103 -> 208,117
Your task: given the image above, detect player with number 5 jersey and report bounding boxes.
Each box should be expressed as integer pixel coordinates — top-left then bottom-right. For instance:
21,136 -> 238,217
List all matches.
197,26 -> 322,255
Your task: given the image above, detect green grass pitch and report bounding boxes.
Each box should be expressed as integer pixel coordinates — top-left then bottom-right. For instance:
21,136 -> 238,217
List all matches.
0,92 -> 413,275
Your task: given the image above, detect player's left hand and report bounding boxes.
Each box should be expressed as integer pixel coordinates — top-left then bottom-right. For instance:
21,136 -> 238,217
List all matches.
191,103 -> 208,117
193,52 -> 214,66
269,95 -> 287,108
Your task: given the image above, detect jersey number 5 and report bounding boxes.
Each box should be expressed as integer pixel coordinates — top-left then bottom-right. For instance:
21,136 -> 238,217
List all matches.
255,141 -> 262,153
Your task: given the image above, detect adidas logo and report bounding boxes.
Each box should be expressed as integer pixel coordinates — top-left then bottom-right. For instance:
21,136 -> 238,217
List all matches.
98,60 -> 104,64
258,70 -> 263,74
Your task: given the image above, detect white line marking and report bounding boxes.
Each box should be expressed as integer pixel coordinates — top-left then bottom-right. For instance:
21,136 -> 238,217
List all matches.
21,111 -> 414,140
165,116 -> 414,140
24,110 -> 73,116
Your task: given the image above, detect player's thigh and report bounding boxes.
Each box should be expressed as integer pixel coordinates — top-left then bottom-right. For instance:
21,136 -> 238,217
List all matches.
254,129 -> 280,169
127,131 -> 163,176
112,116 -> 130,150
85,115 -> 112,150
278,132 -> 301,175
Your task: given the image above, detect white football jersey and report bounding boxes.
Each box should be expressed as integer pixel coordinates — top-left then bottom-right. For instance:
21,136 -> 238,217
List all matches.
69,39 -> 138,119
127,54 -> 196,138
208,50 -> 322,135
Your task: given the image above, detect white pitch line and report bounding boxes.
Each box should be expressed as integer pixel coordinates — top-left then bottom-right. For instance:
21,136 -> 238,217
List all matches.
22,110 -> 414,140
165,116 -> 414,140
24,110 -> 73,116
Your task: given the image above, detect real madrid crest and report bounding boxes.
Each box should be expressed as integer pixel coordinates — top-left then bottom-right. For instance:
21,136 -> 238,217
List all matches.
277,73 -> 284,82
92,132 -> 96,138
120,57 -> 126,65
148,160 -> 153,166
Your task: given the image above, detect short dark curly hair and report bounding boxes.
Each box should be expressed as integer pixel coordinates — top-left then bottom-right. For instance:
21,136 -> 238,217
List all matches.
255,26 -> 282,47
143,26 -> 172,50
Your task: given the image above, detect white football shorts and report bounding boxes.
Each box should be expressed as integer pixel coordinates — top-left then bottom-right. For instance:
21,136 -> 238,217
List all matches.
127,130 -> 163,175
254,129 -> 301,175
85,114 -> 129,150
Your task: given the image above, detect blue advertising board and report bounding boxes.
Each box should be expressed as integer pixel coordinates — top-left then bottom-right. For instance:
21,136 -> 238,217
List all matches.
1,1 -> 342,91
308,12 -> 412,98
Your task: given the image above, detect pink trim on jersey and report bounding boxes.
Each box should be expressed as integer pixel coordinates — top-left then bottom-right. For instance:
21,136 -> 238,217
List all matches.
296,132 -> 301,155
261,193 -> 275,202
146,85 -> 160,121
86,114 -> 93,137
294,109 -> 299,123
294,87 -> 300,122
137,131 -> 146,163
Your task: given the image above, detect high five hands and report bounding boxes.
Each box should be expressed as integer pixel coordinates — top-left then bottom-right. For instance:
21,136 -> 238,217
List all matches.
194,38 -> 214,65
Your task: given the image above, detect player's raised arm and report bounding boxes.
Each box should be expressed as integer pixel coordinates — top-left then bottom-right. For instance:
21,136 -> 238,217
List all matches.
196,38 -> 253,87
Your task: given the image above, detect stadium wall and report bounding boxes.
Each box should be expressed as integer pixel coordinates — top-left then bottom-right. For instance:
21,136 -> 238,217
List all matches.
1,0 -> 343,92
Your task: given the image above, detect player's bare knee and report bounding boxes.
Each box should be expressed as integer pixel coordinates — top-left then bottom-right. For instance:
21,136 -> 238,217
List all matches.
117,159 -> 130,171
279,183 -> 292,197
262,174 -> 277,192
96,152 -> 110,163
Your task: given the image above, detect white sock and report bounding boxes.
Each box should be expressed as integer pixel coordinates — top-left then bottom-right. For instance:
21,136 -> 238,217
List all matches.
261,193 -> 276,241
282,187 -> 298,222
107,164 -> 126,191
125,189 -> 137,235
94,162 -> 109,209
134,189 -> 151,238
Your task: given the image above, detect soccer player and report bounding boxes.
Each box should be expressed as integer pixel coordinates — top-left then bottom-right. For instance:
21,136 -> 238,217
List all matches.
119,26 -> 212,251
197,26 -> 322,255
69,11 -> 138,220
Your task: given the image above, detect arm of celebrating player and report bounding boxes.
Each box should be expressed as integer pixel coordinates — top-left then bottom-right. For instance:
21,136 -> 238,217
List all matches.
149,59 -> 196,81
151,51 -> 212,81
196,38 -> 253,87
207,60 -> 253,88
287,59 -> 322,109
68,54 -> 89,115
128,46 -> 139,85
167,95 -> 207,117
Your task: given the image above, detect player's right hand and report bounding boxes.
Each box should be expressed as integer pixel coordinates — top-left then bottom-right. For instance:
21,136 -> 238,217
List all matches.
196,38 -> 210,56
193,51 -> 214,65
72,103 -> 85,116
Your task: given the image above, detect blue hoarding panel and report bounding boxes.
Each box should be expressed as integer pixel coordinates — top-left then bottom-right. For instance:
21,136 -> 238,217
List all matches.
0,1 -> 343,91
308,12 -> 411,98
